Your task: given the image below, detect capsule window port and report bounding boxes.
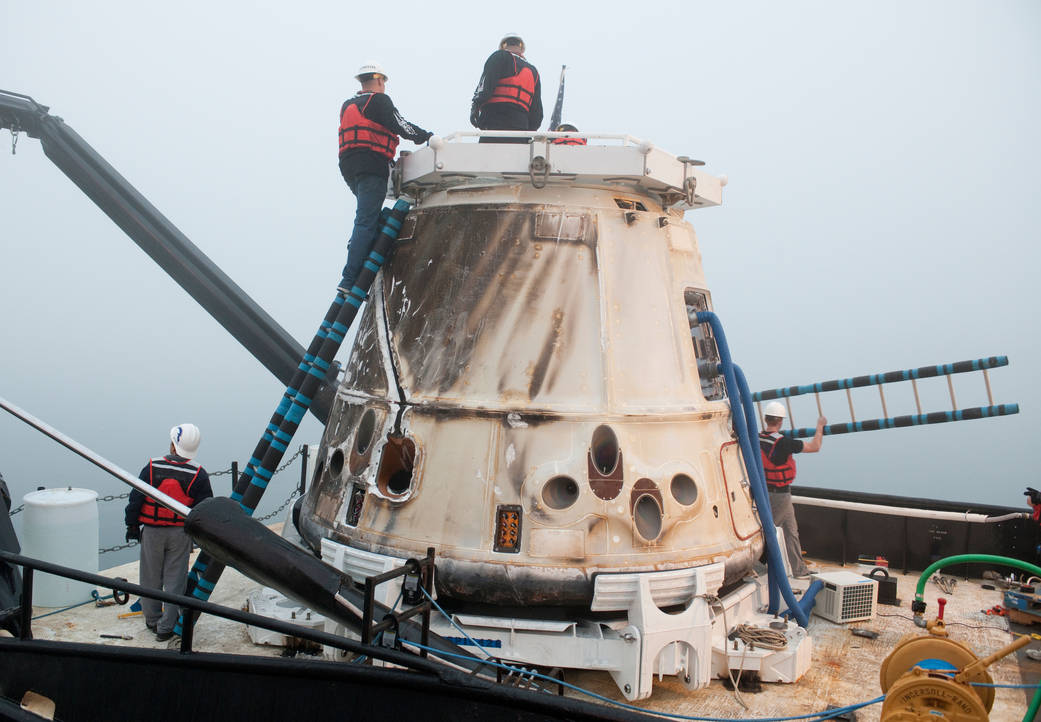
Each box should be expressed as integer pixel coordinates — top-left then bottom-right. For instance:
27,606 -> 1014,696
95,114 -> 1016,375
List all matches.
542,476 -> 580,510
670,474 -> 698,506
356,409 -> 376,455
624,211 -> 637,225
634,494 -> 663,542
591,425 -> 620,476
376,436 -> 416,498
657,216 -> 669,228
350,408 -> 381,474
329,449 -> 345,478
589,425 -> 623,500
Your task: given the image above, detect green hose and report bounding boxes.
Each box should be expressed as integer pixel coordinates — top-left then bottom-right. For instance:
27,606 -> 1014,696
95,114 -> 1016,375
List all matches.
913,554 -> 1041,601
913,553 -> 1041,722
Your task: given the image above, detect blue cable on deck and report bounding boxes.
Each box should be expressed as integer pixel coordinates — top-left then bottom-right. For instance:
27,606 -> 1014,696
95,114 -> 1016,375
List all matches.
403,637 -> 884,722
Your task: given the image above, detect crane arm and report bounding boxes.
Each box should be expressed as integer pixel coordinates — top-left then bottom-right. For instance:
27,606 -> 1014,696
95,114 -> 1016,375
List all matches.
0,89 -> 336,423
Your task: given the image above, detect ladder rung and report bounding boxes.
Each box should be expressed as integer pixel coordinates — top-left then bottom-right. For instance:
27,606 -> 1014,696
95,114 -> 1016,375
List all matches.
752,356 -> 1008,402
784,404 -> 1019,438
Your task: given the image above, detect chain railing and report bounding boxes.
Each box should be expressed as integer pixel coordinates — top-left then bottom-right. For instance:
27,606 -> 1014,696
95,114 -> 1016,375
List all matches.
6,447 -> 309,555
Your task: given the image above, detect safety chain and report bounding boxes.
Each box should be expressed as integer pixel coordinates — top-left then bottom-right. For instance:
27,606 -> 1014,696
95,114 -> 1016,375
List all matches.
254,488 -> 301,523
100,541 -> 138,555
272,447 -> 305,475
12,448 -> 305,513
210,446 -> 304,478
12,447 -> 305,550
96,488 -> 302,554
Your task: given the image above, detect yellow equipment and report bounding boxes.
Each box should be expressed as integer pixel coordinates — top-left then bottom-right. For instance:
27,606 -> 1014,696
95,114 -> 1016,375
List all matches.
878,634 -> 1030,721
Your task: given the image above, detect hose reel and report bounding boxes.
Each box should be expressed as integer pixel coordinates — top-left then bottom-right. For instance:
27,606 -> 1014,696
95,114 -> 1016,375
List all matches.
878,634 -> 1029,721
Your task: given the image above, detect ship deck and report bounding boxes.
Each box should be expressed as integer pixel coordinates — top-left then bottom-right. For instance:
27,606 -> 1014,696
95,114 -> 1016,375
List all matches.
19,544 -> 1040,721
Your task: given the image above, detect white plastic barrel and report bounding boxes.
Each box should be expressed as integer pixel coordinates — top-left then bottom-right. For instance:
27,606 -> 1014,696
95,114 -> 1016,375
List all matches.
20,487 -> 99,607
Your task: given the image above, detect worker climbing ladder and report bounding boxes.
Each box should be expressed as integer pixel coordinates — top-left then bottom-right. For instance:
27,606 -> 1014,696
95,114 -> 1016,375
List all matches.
751,356 -> 1018,438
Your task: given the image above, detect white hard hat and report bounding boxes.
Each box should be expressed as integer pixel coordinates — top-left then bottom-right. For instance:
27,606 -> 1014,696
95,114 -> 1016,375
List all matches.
170,423 -> 201,460
500,33 -> 524,48
355,62 -> 388,81
763,401 -> 787,419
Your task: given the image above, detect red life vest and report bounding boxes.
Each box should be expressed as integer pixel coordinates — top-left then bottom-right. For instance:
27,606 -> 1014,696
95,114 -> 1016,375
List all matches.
759,432 -> 797,488
485,54 -> 537,111
551,136 -> 587,146
138,456 -> 201,527
338,94 -> 399,160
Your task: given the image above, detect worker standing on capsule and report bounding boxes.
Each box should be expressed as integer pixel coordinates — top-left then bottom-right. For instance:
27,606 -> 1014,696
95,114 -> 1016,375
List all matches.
470,34 -> 543,142
759,401 -> 826,577
337,62 -> 432,294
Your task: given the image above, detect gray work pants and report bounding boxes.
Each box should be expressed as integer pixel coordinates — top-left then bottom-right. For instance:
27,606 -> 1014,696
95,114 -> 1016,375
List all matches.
139,525 -> 191,634
768,491 -> 810,576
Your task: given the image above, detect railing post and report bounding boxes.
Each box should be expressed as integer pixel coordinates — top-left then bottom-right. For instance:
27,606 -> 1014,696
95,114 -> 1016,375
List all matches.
299,445 -> 309,496
361,577 -> 375,653
230,461 -> 238,493
421,546 -> 435,659
20,567 -> 33,640
179,608 -> 195,653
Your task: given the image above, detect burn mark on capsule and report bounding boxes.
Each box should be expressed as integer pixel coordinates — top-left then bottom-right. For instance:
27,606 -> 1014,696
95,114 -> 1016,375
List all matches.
528,308 -> 564,399
381,206 -> 601,403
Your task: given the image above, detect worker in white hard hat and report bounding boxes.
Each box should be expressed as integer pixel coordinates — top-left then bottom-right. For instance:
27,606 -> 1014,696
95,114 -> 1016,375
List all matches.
470,34 -> 543,143
124,424 -> 213,641
337,62 -> 433,293
759,401 -> 826,578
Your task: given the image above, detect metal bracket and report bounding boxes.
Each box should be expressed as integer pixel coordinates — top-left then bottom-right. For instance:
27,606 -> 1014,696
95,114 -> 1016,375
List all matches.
677,157 -> 705,207
529,140 -> 550,189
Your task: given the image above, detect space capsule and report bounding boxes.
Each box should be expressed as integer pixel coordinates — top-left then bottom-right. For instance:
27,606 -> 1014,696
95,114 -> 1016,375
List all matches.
296,132 -> 753,609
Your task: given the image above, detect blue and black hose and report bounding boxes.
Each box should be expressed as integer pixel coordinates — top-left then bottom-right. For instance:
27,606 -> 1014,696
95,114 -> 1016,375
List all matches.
176,200 -> 410,635
696,311 -> 811,627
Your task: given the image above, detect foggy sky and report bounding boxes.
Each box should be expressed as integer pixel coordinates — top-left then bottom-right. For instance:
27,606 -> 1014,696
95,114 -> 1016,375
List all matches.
2,1 -> 1039,560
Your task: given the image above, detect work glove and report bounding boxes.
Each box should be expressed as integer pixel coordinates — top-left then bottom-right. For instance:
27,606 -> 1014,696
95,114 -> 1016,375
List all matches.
125,525 -> 141,543
469,107 -> 480,128
416,131 -> 432,145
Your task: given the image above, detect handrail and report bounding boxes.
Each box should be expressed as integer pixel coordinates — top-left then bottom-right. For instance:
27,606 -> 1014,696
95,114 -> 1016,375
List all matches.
792,495 -> 1029,523
0,396 -> 191,518
0,549 -> 461,680
439,130 -> 646,146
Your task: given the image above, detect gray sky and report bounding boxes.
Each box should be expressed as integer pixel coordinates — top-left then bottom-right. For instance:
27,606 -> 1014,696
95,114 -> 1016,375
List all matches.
2,1 -> 1039,560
